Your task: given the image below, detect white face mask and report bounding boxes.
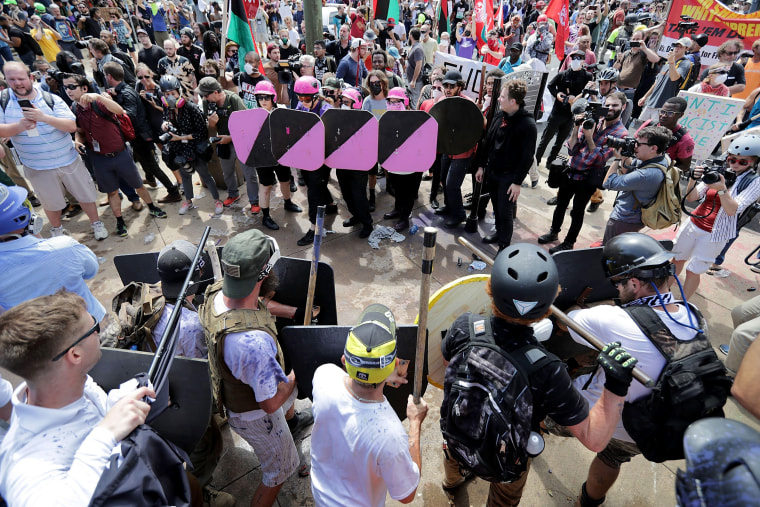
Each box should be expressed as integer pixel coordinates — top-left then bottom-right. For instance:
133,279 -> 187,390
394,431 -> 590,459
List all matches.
387,101 -> 405,111
440,39 -> 449,47
432,88 -> 443,99
341,104 -> 350,109
570,59 -> 582,71
244,63 -> 255,75
712,73 -> 728,85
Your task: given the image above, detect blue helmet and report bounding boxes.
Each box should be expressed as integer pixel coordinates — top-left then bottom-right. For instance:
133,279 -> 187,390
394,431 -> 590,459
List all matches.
0,184 -> 32,236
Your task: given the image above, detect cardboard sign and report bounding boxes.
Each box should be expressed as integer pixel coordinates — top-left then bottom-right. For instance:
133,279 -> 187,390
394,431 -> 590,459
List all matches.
433,51 -> 498,100
678,91 -> 744,162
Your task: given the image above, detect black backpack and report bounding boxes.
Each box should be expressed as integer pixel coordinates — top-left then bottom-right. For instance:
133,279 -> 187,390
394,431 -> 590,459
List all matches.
440,313 -> 559,483
621,305 -> 732,463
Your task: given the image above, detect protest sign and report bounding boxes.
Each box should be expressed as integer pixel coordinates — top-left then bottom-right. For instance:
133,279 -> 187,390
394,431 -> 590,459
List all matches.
678,90 -> 744,162
434,51 -> 498,100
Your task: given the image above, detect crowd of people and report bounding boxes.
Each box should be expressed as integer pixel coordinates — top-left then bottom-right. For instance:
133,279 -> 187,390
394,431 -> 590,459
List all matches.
1,0 -> 760,505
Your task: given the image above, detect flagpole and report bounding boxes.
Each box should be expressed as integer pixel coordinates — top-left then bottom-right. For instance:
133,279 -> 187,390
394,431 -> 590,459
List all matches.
221,0 -> 228,56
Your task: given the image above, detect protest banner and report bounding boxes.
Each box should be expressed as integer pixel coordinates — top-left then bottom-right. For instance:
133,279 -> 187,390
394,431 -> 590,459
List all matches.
678,90 -> 744,162
658,0 -> 757,67
434,51 -> 498,100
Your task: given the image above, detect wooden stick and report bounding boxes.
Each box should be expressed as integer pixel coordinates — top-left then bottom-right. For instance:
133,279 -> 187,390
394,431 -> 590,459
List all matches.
414,227 -> 438,403
204,239 -> 222,282
303,206 -> 325,325
456,236 -> 656,388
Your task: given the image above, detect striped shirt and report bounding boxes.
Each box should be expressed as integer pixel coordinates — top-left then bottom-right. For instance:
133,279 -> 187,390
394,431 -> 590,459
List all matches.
693,170 -> 760,243
0,87 -> 78,170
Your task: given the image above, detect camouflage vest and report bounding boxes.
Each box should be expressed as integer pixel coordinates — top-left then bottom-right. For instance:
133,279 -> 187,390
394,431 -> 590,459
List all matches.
199,281 -> 284,414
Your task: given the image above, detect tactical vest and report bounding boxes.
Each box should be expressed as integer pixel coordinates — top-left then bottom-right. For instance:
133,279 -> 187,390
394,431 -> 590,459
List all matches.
199,281 -> 284,414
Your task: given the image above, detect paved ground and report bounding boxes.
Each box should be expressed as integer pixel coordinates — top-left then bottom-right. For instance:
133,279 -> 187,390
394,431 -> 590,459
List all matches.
4,147 -> 759,506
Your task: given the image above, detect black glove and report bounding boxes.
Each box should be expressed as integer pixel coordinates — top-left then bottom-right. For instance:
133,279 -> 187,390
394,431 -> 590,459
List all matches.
597,341 -> 638,397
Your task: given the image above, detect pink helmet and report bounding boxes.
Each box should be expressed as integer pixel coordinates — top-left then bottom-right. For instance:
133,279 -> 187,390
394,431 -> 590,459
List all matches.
253,80 -> 277,102
294,75 -> 320,96
341,88 -> 362,109
537,14 -> 548,23
387,87 -> 409,107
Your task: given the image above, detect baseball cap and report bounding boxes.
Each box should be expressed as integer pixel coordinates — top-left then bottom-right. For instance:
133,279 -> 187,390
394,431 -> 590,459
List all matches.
197,76 -> 223,97
536,1 -> 546,7
221,230 -> 279,299
344,304 -> 397,384
350,38 -> 367,49
363,29 -> 377,41
388,46 -> 400,59
387,17 -> 396,26
569,49 -> 585,57
674,37 -> 692,48
511,42 -> 524,52
157,240 -> 202,299
136,28 -> 149,36
442,69 -> 463,85
322,76 -> 343,90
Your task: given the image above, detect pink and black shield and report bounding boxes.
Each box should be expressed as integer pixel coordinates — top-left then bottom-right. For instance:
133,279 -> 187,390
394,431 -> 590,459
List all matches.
228,108 -> 277,168
322,109 -> 378,171
269,108 -> 325,171
429,97 -> 485,155
378,111 -> 438,173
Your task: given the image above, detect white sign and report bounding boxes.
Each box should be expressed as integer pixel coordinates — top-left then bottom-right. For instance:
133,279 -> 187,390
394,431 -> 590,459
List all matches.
433,51 -> 498,100
678,91 -> 744,162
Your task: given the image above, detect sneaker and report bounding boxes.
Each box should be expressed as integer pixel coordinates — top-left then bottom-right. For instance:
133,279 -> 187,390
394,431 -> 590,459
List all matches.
284,200 -> 302,212
149,206 -> 168,219
289,177 -> 298,193
29,194 -> 41,207
538,231 -> 559,244
262,215 -> 279,230
250,202 -> 261,214
549,241 -> 573,254
50,225 -> 70,237
115,221 -> 128,237
158,192 -> 182,203
202,485 -> 236,507
297,230 -> 315,246
223,195 -> 240,207
709,268 -> 731,278
215,201 -> 224,215
92,221 -> 109,240
587,201 -> 602,213
178,200 -> 195,215
547,196 -> 558,206
287,408 -> 314,437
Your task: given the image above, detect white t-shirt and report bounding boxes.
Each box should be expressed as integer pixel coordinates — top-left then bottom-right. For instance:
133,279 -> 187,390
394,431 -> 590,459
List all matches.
568,303 -> 698,442
310,364 -> 419,507
151,303 -> 208,359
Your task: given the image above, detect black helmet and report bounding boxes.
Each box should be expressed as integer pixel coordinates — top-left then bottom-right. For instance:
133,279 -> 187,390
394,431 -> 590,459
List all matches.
676,418 -> 760,507
624,13 -> 639,25
491,243 -> 559,320
691,33 -> 709,48
179,27 -> 194,39
160,75 -> 182,93
602,233 -> 674,279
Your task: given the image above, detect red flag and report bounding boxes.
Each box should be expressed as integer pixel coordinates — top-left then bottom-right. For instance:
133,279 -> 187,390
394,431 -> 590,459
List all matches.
474,0 -> 494,50
545,0 -> 569,60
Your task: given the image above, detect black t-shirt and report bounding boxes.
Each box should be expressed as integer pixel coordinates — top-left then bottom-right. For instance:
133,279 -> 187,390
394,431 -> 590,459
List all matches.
138,45 -> 167,75
234,72 -> 268,109
178,44 -> 204,80
8,26 -> 34,56
279,44 -> 300,61
82,16 -> 102,39
442,313 -> 589,429
699,61 -> 746,88
326,39 -> 350,66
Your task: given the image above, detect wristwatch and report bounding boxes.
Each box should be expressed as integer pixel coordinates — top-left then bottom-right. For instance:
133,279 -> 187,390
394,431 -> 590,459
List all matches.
717,189 -> 727,196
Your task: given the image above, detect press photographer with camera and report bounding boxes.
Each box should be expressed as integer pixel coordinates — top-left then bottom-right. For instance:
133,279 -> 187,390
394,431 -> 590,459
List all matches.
601,125 -> 672,243
159,75 -> 223,216
539,92 -> 627,253
672,134 -> 760,299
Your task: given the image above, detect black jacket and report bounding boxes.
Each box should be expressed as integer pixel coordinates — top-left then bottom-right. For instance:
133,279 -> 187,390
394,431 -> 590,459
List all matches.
475,107 -> 537,185
114,82 -> 151,141
547,69 -> 593,117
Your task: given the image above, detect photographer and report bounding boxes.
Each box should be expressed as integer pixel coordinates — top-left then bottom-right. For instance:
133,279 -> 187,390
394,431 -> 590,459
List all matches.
638,37 -> 692,124
263,43 -> 290,105
614,28 -> 660,103
539,92 -> 628,253
672,134 -> 760,298
198,77 -> 259,213
159,75 -> 223,216
535,49 -> 593,169
601,125 -> 671,243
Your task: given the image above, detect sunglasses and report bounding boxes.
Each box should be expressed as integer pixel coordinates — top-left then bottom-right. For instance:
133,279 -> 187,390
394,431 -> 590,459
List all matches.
724,51 -> 739,56
570,56 -> 584,60
659,109 -> 679,117
255,94 -> 272,101
138,75 -> 152,79
710,70 -> 729,75
727,157 -> 752,167
610,277 -> 631,288
442,83 -> 457,89
64,84 -> 81,90
52,314 -> 99,362
297,94 -> 315,101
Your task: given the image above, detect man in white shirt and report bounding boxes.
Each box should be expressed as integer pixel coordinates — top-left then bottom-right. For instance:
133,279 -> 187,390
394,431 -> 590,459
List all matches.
0,291 -> 153,505
547,233 -> 703,507
310,304 -> 428,506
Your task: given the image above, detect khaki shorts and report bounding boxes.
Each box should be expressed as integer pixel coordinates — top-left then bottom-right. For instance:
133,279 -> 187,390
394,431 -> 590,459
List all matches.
24,158 -> 97,211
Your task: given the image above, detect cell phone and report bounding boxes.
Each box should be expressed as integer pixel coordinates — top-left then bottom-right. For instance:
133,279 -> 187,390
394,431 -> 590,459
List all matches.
630,40 -> 641,47
18,99 -> 33,109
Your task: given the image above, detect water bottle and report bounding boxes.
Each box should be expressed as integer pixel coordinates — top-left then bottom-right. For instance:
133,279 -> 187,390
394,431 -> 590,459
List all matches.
409,224 -> 419,235
525,431 -> 545,457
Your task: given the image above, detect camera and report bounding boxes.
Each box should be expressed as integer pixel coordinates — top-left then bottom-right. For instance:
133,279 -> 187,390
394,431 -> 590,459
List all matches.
207,102 -> 218,116
275,61 -> 293,84
74,36 -> 93,49
699,160 -> 737,186
209,136 -> 223,143
47,68 -> 65,82
159,125 -> 179,144
144,92 -> 154,100
677,15 -> 698,31
575,101 -> 608,130
605,136 -> 637,157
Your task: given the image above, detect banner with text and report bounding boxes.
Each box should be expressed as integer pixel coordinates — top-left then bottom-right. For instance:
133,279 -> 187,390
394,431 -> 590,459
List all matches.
658,0 -> 758,68
434,51 -> 498,100
678,91 -> 744,162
